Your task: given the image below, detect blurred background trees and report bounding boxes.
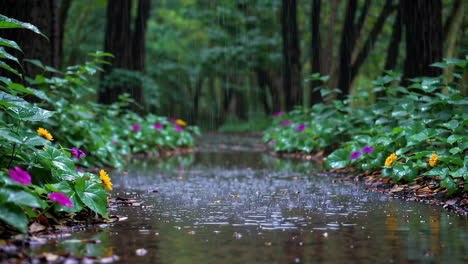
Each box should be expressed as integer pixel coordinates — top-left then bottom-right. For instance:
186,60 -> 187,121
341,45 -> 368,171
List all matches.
0,0 -> 465,129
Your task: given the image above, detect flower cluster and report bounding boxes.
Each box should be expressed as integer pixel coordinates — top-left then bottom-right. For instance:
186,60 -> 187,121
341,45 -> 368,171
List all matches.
428,153 -> 438,167
37,127 -> 54,141
100,169 -> 113,191
384,153 -> 398,167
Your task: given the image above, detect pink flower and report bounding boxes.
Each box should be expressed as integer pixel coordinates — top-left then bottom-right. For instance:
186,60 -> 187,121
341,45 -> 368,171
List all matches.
278,121 -> 292,127
131,125 -> 141,131
349,151 -> 362,159
76,169 -> 84,173
70,148 -> 86,160
362,146 -> 374,153
174,125 -> 184,132
272,112 -> 284,117
8,167 -> 32,185
168,118 -> 177,123
153,124 -> 163,130
296,124 -> 307,131
49,192 -> 73,208
112,141 -> 119,146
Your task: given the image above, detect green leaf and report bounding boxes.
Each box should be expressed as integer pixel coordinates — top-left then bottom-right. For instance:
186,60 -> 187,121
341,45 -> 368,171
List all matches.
325,149 -> 349,169
0,60 -> 20,77
45,181 -> 83,213
0,202 -> 28,233
446,134 -> 464,144
39,147 -> 79,180
450,167 -> 466,178
391,164 -> 414,182
0,187 -> 45,208
408,151 -> 432,160
422,167 -> 449,177
0,37 -> 22,52
440,177 -> 457,194
439,120 -> 459,131
75,177 -> 108,219
7,106 -> 54,121
0,15 -> 47,38
0,47 -> 20,65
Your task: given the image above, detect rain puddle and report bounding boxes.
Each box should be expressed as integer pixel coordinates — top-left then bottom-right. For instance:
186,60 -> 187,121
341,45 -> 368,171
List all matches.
23,135 -> 467,263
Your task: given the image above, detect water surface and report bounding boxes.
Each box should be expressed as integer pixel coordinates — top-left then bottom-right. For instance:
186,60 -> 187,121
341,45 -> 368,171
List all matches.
27,135 -> 467,263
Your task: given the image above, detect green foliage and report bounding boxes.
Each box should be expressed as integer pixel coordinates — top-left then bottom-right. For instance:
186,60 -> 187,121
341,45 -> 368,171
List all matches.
0,14 -> 199,233
263,59 -> 467,195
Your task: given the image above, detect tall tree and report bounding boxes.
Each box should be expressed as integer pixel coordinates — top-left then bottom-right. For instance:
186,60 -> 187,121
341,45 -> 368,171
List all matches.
281,0 -> 302,110
0,0 -> 59,78
99,0 -> 151,109
310,0 -> 323,105
401,0 -> 443,82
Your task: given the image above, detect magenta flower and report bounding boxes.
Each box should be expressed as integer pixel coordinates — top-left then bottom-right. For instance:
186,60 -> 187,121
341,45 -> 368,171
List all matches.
112,141 -> 119,146
278,120 -> 292,127
168,118 -> 177,123
153,124 -> 163,130
272,112 -> 284,117
49,192 -> 73,208
174,125 -> 184,132
8,167 -> 32,185
349,151 -> 362,159
131,125 -> 141,131
296,124 -> 307,131
76,169 -> 84,173
269,139 -> 277,144
70,148 -> 86,160
362,146 -> 374,153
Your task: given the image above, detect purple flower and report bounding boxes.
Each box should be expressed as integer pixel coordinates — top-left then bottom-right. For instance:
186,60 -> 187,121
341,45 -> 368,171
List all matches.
70,148 -> 86,160
269,139 -> 277,144
49,192 -> 73,208
362,146 -> 374,153
272,112 -> 284,117
174,125 -> 184,132
168,118 -> 177,123
296,124 -> 307,131
349,151 -> 362,159
8,167 -> 31,185
131,125 -> 141,131
112,141 -> 119,146
278,120 -> 292,127
153,124 -> 163,130
76,169 -> 84,173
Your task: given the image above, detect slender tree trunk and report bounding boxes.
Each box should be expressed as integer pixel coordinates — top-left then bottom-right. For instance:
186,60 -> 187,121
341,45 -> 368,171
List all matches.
99,0 -> 132,105
401,0 -> 443,82
310,0 -> 323,105
443,0 -> 462,43
256,68 -> 272,113
130,0 -> 151,110
192,78 -> 204,124
323,0 -> 339,92
281,0 -> 302,110
269,70 -> 283,112
383,4 -> 402,72
57,0 -> 72,69
337,0 -> 358,99
350,0 -> 395,82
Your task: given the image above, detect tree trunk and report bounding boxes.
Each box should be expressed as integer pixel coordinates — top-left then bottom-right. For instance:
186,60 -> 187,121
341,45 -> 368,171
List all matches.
99,0 -> 132,105
281,0 -> 302,110
310,0 -> 323,105
0,0 -> 59,79
256,68 -> 272,113
350,0 -> 395,82
322,0 -> 339,92
337,0 -> 358,99
401,0 -> 443,82
57,0 -> 72,69
129,0 -> 151,110
383,4 -> 402,72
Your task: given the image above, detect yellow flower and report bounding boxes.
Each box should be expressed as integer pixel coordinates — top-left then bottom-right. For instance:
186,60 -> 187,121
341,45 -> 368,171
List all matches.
37,127 -> 53,141
99,169 -> 113,191
428,153 -> 438,167
384,153 -> 397,167
176,119 -> 187,126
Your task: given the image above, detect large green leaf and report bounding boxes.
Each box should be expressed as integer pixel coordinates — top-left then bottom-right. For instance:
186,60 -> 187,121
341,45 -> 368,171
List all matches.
0,202 -> 28,233
45,181 -> 83,213
7,106 -> 54,121
75,177 -> 108,219
39,147 -> 79,180
0,187 -> 45,208
0,37 -> 22,52
0,47 -> 20,65
325,149 -> 349,169
0,15 -> 47,38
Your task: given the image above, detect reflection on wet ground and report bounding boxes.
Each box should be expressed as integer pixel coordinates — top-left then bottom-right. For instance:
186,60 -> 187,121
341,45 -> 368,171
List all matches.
26,135 -> 467,263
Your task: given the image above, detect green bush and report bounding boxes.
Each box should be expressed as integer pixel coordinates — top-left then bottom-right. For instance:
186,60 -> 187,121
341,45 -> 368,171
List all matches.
263,58 -> 467,194
0,15 -> 199,233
